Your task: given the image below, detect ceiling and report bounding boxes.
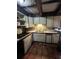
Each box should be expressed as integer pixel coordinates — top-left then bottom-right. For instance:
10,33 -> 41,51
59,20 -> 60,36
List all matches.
17,0 -> 61,17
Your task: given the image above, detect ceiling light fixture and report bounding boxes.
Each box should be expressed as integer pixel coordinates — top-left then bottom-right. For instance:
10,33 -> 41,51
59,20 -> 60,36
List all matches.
17,0 -> 24,4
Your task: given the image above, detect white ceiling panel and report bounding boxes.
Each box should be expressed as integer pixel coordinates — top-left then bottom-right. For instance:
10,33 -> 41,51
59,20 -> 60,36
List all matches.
17,0 -> 36,7
42,3 -> 59,12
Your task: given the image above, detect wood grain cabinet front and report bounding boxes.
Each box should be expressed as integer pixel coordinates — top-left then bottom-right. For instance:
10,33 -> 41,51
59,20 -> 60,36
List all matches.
53,34 -> 59,43
23,34 -> 32,53
33,33 -> 45,42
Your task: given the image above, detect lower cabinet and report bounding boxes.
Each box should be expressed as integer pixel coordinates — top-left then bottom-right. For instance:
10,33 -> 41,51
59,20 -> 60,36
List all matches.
53,34 -> 59,43
33,33 -> 59,44
23,34 -> 32,53
45,34 -> 59,43
46,34 -> 52,43
33,33 -> 45,42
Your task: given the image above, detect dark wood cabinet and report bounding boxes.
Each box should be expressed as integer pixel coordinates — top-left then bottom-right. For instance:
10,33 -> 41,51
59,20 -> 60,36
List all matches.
17,40 -> 24,59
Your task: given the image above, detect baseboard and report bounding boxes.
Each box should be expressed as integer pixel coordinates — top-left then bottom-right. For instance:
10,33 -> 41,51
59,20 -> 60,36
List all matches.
33,41 -> 58,45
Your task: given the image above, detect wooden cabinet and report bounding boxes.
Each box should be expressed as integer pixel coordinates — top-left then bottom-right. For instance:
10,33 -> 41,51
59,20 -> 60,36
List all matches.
53,16 -> 61,28
33,17 -> 46,25
33,33 -> 59,44
24,16 -> 34,27
39,17 -> 46,25
34,17 -> 40,24
47,16 -> 53,28
53,34 -> 59,43
24,16 -> 29,27
24,34 -> 32,53
33,33 -> 45,42
17,16 -> 26,26
46,34 -> 52,43
29,17 -> 33,27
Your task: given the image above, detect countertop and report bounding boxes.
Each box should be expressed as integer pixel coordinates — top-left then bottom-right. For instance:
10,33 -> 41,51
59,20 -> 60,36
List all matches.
17,29 -> 61,41
17,33 -> 32,42
27,29 -> 60,34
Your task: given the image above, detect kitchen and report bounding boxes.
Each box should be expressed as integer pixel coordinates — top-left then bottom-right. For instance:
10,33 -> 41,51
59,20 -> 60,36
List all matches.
17,0 -> 61,59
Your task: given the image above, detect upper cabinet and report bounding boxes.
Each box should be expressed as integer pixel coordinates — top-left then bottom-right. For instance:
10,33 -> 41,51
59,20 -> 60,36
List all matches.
17,11 -> 61,29
29,17 -> 34,27
53,16 -> 61,28
34,17 -> 40,24
24,34 -> 32,53
17,11 -> 26,26
24,16 -> 29,27
47,16 -> 53,28
33,17 -> 46,25
39,17 -> 46,25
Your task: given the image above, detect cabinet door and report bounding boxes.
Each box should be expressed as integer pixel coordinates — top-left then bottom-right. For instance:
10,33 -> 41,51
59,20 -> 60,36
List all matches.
46,35 -> 52,43
24,16 -> 29,27
33,33 -> 39,41
38,34 -> 45,42
53,34 -> 59,43
34,17 -> 40,24
29,17 -> 33,27
22,16 -> 26,21
28,34 -> 32,47
39,17 -> 46,25
24,34 -> 32,53
33,33 -> 45,42
53,16 -> 61,28
47,16 -> 53,28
